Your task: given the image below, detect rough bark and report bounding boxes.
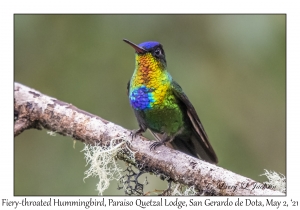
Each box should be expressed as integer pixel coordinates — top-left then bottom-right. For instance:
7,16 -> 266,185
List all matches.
14,82 -> 284,196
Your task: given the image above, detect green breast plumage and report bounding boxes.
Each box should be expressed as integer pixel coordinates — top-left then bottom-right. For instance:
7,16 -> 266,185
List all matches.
143,101 -> 184,135
129,79 -> 185,134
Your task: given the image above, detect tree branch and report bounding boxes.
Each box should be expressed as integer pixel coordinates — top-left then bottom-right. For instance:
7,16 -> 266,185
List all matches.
14,82 -> 284,196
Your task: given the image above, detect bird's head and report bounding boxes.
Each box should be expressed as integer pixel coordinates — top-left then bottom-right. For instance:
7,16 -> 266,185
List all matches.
123,39 -> 167,69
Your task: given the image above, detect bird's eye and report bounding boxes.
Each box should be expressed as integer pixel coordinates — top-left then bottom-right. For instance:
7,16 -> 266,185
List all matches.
154,48 -> 161,57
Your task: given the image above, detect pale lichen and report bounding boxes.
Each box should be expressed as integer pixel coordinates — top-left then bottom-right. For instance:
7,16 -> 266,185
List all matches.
82,135 -> 134,195
261,169 -> 286,193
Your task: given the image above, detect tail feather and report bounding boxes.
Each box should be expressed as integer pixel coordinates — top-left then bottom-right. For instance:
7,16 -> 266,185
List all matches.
149,129 -> 218,164
170,133 -> 218,164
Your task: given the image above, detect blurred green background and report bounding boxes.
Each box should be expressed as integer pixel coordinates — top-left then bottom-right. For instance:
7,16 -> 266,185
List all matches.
14,15 -> 286,195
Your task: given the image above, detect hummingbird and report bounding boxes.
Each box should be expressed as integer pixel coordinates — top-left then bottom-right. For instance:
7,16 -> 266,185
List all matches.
124,39 -> 218,164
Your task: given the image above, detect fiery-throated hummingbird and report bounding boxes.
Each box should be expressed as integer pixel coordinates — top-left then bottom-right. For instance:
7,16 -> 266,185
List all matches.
124,39 -> 218,164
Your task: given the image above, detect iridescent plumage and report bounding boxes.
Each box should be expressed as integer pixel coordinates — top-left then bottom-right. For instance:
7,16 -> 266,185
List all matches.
124,39 -> 218,164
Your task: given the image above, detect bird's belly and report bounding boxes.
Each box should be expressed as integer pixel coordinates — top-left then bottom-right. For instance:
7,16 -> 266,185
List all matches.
143,103 -> 184,135
130,83 -> 185,135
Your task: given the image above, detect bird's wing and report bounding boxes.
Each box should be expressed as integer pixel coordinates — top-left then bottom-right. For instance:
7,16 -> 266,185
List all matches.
171,81 -> 218,163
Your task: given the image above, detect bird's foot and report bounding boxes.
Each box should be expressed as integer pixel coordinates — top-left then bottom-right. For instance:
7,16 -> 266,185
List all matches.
130,128 -> 144,140
149,141 -> 164,151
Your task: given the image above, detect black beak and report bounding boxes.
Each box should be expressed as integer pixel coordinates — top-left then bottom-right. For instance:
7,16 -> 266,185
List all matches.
123,39 -> 147,54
